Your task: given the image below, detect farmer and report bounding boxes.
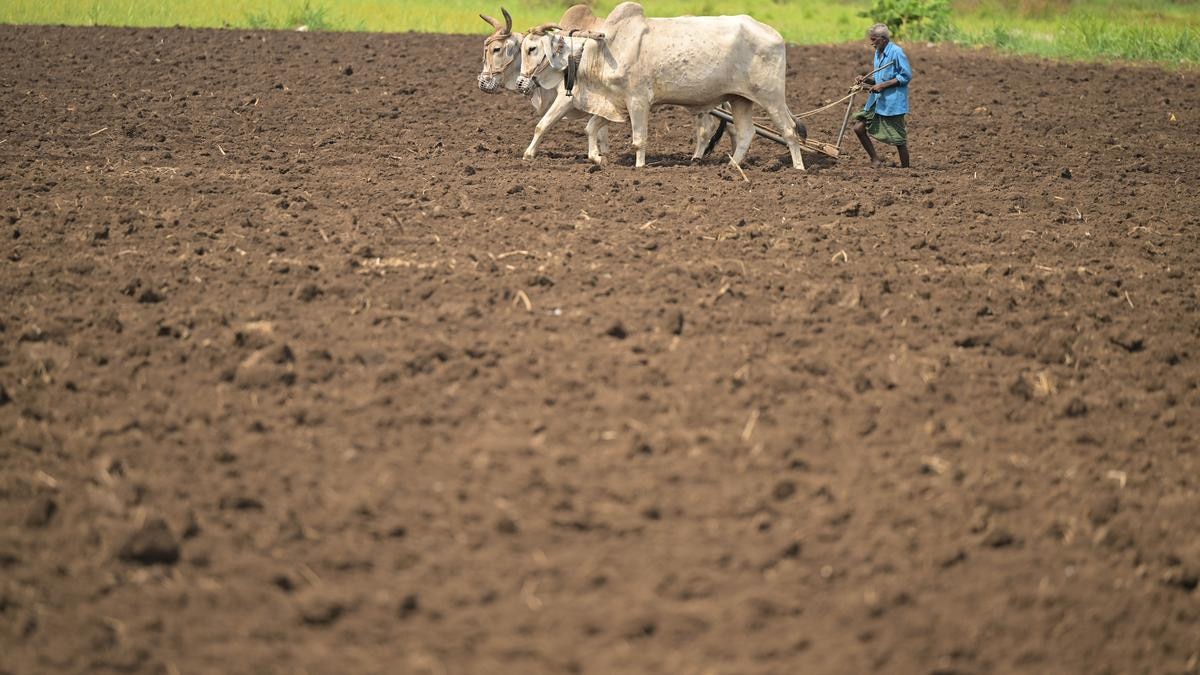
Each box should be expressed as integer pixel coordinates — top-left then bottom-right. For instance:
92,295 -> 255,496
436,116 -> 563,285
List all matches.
852,23 -> 912,168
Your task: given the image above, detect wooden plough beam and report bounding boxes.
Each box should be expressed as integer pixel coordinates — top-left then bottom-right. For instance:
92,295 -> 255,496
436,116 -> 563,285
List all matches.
708,95 -> 860,159
708,107 -> 843,158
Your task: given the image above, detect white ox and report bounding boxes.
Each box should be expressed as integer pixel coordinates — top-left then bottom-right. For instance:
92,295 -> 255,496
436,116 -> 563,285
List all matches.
516,2 -> 807,169
480,5 -> 732,164
477,7 -> 612,161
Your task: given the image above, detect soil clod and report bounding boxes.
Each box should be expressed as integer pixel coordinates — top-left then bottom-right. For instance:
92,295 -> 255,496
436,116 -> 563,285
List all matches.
118,518 -> 180,565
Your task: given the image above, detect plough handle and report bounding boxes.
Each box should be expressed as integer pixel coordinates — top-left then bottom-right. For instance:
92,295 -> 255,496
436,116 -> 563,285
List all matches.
836,60 -> 894,150
836,90 -> 857,151
857,60 -> 895,85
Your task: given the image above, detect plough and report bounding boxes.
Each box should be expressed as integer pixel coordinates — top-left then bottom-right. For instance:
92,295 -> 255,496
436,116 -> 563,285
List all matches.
707,105 -> 848,158
708,60 -> 894,159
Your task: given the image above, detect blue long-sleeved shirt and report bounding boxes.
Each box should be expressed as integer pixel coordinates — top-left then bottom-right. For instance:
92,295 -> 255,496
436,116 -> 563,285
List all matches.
864,41 -> 912,116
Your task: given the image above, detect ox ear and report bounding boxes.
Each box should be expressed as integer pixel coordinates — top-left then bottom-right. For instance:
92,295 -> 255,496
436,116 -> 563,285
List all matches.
547,34 -> 570,70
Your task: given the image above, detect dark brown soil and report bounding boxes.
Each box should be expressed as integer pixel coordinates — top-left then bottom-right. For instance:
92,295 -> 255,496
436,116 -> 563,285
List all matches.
2,24 -> 1199,675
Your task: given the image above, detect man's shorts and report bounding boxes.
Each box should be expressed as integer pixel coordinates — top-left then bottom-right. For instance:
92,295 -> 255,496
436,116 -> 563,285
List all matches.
853,109 -> 907,146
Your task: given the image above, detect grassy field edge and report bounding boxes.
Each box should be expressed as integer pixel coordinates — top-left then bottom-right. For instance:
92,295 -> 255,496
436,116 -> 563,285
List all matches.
1,0 -> 1196,67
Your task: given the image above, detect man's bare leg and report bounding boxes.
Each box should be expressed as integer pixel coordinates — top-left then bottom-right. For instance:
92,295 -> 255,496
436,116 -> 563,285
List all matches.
853,120 -> 884,168
898,144 -> 910,168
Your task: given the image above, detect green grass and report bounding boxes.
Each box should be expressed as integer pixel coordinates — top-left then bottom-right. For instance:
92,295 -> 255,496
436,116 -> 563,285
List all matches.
948,0 -> 1198,64
1,0 -> 1197,66
0,0 -> 865,41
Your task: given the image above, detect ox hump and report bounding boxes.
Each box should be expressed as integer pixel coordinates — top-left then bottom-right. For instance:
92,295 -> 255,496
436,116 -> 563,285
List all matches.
559,4 -> 602,32
605,2 -> 645,26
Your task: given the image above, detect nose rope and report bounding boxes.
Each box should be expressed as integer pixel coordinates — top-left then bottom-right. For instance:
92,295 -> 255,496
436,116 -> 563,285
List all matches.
481,35 -> 516,77
522,33 -> 567,84
526,52 -> 552,81
482,60 -> 510,77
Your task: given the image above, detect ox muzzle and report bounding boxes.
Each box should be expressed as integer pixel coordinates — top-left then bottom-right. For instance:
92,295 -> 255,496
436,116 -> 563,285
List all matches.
515,75 -> 536,96
477,72 -> 503,94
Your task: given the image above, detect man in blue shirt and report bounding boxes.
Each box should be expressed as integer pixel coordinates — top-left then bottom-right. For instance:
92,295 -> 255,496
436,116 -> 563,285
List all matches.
851,23 -> 912,168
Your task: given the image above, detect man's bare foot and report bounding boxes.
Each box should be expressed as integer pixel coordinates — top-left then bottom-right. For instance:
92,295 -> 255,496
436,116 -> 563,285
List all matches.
870,159 -> 885,169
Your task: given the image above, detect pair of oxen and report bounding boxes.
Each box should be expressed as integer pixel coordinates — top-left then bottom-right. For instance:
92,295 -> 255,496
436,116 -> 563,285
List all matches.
476,2 -> 808,169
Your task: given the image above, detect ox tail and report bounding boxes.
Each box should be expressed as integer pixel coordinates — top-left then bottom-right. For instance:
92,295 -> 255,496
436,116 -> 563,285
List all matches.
794,118 -> 808,142
702,117 -> 728,157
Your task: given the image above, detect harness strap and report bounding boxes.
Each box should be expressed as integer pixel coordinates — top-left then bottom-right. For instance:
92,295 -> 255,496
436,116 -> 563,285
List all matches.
481,34 -> 519,77
527,53 -> 552,81
563,31 -> 584,96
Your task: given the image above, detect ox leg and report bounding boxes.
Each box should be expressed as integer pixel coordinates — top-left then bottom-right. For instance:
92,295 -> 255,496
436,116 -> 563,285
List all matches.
524,94 -> 576,160
725,105 -> 741,152
694,104 -> 736,160
598,123 -> 610,157
762,102 -> 806,171
692,112 -> 717,161
628,100 -> 650,168
585,115 -> 608,165
729,97 -> 755,166
723,107 -> 740,155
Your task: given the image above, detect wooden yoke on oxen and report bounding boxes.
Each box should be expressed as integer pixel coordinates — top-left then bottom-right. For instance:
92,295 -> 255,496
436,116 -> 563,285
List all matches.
568,29 -> 605,41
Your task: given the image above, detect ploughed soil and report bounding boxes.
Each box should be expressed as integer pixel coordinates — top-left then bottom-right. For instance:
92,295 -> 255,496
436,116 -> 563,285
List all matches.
1,23 -> 1199,675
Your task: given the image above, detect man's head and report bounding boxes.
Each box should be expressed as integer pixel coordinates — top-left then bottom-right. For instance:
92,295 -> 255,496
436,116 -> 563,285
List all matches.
867,23 -> 890,50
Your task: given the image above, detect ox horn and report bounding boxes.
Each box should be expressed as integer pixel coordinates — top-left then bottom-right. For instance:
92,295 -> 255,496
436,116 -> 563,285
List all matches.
527,22 -> 562,36
479,12 -> 504,32
501,7 -> 512,33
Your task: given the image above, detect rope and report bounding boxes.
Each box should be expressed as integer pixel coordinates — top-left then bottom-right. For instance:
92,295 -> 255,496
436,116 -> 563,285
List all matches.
749,87 -> 860,125
793,89 -> 861,119
753,61 -> 898,124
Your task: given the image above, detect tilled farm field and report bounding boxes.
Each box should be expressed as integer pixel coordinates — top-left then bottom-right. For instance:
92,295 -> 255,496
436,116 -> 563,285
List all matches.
1,24 -> 1199,675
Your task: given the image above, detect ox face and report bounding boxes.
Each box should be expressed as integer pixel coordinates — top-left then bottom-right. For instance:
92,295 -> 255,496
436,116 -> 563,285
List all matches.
478,8 -> 517,94
516,33 -> 567,96
478,33 -> 519,94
